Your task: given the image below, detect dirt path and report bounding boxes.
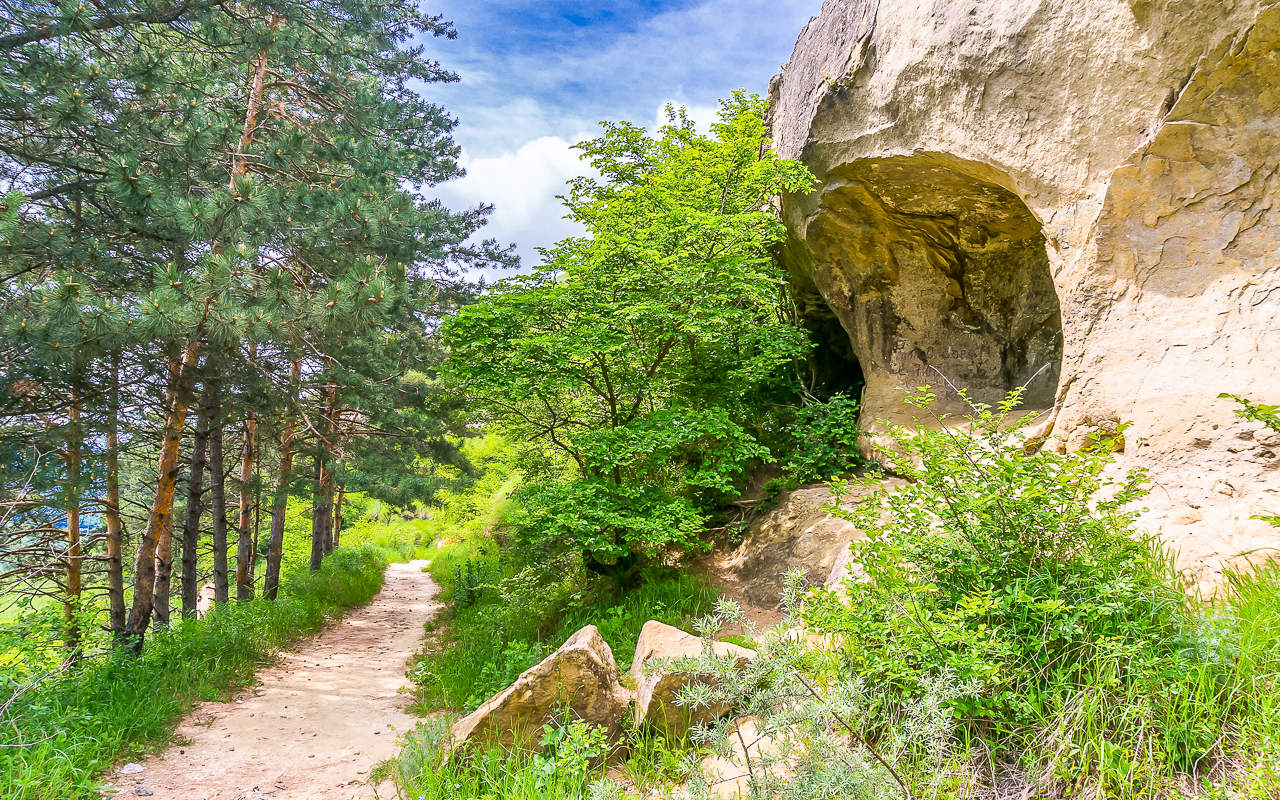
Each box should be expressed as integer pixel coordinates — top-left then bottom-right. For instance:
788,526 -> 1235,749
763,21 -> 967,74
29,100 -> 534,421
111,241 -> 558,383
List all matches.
109,561 -> 440,800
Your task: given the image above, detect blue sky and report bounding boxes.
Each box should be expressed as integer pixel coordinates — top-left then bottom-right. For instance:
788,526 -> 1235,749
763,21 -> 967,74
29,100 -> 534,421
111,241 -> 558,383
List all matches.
420,0 -> 823,265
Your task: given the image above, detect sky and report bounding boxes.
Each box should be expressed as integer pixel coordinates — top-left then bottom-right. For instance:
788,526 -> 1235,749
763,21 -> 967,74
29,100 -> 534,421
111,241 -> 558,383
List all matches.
416,0 -> 823,267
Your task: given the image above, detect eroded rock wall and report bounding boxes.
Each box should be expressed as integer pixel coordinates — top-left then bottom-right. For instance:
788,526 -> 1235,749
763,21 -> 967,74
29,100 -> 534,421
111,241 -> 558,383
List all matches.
771,0 -> 1280,583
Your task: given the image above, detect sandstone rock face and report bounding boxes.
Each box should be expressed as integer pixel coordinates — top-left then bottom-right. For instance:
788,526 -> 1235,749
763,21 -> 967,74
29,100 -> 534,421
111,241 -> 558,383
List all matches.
450,625 -> 631,751
711,481 -> 899,608
771,0 -> 1280,584
630,621 -> 755,737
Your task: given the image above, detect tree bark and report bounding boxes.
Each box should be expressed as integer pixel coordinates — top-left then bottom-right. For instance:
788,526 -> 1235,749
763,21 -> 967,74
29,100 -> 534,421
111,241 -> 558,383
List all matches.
236,346 -> 258,601
63,395 -> 82,652
209,380 -> 229,605
153,510 -> 174,627
309,454 -> 330,572
263,357 -> 301,599
181,386 -> 212,617
309,381 -> 337,569
332,486 -> 344,550
124,338 -> 201,650
104,355 -> 126,640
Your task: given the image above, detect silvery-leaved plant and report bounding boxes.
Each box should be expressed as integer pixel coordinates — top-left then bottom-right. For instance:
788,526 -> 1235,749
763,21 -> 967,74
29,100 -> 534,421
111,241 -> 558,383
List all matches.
665,571 -> 975,800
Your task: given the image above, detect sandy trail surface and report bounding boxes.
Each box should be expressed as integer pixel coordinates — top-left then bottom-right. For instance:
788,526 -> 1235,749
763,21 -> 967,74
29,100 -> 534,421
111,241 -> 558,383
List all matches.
108,560 -> 439,800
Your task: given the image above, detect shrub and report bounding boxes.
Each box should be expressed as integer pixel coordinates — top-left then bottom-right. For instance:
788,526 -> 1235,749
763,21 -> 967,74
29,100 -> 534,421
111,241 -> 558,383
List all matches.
408,561 -> 716,714
783,393 -> 863,482
800,389 -> 1232,795
394,716 -> 618,800
671,580 -> 969,800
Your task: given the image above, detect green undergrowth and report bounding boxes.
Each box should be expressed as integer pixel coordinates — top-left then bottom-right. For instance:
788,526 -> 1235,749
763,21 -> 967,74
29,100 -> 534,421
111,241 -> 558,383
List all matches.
411,554 -> 716,714
0,537 -> 409,800
1219,561 -> 1280,794
394,393 -> 1280,800
393,713 -> 694,800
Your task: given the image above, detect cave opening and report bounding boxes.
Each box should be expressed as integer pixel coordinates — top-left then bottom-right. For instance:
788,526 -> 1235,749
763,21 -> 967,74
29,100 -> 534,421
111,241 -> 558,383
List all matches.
794,154 -> 1064,423
798,297 -> 865,403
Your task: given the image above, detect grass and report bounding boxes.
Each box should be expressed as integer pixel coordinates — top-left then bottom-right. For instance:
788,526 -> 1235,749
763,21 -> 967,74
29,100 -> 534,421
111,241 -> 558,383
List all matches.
0,513 -> 429,800
1213,561 -> 1280,796
392,714 -> 695,800
411,559 -> 717,714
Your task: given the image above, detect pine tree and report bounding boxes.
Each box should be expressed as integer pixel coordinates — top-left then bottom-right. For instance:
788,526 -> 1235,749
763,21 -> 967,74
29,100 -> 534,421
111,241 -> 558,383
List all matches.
4,0 -> 505,649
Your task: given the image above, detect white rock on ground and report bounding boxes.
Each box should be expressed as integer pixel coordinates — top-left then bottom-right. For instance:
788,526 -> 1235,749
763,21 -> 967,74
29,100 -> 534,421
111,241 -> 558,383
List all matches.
450,624 -> 632,751
630,621 -> 755,738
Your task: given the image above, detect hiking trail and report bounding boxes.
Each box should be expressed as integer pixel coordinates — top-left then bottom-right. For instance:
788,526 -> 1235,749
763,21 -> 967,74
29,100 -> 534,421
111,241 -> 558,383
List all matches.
109,560 -> 440,800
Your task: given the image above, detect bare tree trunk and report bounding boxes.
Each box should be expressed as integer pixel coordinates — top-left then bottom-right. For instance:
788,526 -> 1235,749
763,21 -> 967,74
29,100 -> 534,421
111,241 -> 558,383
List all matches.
154,511 -> 174,627
309,454 -> 331,572
63,395 -> 82,651
104,355 -> 126,640
236,346 -> 258,601
263,357 -> 300,599
181,386 -> 212,617
209,380 -> 229,605
309,380 -> 337,569
125,338 -> 201,650
332,486 -> 344,550
251,448 -> 261,577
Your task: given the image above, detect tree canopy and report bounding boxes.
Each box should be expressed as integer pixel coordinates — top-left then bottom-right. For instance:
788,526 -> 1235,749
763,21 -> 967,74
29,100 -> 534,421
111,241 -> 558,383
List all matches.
442,94 -> 815,572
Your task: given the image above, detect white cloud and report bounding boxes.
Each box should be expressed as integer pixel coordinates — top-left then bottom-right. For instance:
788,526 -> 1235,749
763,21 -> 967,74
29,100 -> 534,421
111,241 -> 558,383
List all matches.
653,100 -> 720,134
437,134 -> 592,270
439,98 -> 735,276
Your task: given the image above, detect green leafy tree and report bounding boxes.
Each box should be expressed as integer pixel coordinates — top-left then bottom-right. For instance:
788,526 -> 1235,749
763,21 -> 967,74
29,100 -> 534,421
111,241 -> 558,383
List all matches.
443,94 -> 814,574
2,0 -> 502,647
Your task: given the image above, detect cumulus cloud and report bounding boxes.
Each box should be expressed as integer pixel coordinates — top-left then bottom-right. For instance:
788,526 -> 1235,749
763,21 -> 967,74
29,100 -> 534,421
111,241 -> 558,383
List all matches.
436,134 -> 591,269
424,0 -> 821,274
436,97 -> 728,272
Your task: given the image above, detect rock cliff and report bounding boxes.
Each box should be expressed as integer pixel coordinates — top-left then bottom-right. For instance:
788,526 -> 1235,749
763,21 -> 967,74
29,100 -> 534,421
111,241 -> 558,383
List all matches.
770,0 -> 1280,583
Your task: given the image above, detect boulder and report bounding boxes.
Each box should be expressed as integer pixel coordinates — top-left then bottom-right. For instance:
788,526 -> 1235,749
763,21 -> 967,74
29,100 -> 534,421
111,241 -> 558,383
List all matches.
630,621 -> 754,737
770,0 -> 1280,587
450,625 -> 631,751
710,481 -> 903,609
698,717 -> 787,799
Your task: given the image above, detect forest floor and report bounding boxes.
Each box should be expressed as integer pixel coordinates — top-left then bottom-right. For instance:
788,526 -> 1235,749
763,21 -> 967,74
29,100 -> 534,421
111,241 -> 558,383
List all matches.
105,560 -> 439,800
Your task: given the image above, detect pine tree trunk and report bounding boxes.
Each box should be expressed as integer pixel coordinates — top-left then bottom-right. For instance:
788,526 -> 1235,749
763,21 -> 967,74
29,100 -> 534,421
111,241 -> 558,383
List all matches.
181,387 -> 212,617
104,355 -> 126,640
124,338 -> 200,650
63,396 -> 82,652
263,357 -> 300,599
153,511 -> 174,627
332,486 -> 344,550
210,388 -> 229,605
309,453 -> 331,572
236,346 -> 258,600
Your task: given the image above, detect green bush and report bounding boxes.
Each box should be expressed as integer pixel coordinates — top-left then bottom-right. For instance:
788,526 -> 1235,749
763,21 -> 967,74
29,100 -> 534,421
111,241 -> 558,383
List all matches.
0,545 -> 390,800
394,716 -> 618,800
783,392 -> 863,482
799,389 -> 1232,795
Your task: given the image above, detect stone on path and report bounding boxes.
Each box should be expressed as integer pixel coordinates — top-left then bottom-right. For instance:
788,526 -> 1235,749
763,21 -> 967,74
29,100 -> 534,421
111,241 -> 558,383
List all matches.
450,624 -> 632,751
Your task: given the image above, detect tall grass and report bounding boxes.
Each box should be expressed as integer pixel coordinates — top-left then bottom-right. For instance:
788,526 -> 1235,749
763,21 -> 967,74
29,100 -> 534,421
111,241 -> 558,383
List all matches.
0,545 -> 390,800
1218,561 -> 1280,795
